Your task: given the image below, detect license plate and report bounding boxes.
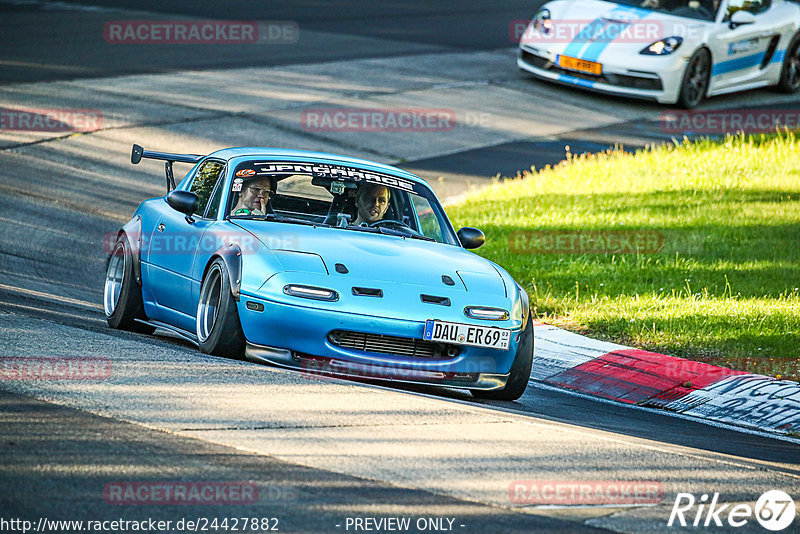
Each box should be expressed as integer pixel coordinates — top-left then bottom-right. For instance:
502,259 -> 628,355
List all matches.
424,320 -> 511,350
557,55 -> 602,76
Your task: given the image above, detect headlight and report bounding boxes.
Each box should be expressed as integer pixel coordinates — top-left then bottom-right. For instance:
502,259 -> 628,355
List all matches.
532,8 -> 552,34
283,284 -> 339,301
464,307 -> 510,321
640,36 -> 683,55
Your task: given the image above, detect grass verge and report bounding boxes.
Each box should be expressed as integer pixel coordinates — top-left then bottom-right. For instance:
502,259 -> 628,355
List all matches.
447,132 -> 800,381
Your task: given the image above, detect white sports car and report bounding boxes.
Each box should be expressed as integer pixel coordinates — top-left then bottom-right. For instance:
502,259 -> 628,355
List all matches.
517,0 -> 800,107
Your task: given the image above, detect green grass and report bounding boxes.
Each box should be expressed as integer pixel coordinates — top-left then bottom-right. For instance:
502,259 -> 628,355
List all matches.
447,132 -> 800,381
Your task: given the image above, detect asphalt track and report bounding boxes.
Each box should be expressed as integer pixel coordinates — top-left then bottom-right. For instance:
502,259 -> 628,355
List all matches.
1,1 -> 799,533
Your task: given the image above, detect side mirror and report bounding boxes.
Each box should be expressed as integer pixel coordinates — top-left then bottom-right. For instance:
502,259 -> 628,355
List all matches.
131,144 -> 143,164
729,10 -> 756,29
457,227 -> 485,249
166,190 -> 198,223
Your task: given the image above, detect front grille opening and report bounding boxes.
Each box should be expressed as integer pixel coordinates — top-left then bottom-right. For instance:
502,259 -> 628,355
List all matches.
328,330 -> 460,359
520,49 -> 663,91
521,49 -> 550,69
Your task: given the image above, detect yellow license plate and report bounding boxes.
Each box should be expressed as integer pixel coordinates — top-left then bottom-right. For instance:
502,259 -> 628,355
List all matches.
558,55 -> 602,76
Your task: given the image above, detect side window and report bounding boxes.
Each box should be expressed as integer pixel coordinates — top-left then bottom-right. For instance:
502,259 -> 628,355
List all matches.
726,0 -> 770,19
204,176 -> 226,219
189,160 -> 225,217
411,195 -> 444,243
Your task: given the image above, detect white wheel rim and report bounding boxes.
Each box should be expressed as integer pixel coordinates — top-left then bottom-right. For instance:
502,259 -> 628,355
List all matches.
103,243 -> 125,317
197,266 -> 222,342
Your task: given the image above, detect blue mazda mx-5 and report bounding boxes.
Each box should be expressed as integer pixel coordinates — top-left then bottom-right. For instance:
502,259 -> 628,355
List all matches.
104,145 -> 533,400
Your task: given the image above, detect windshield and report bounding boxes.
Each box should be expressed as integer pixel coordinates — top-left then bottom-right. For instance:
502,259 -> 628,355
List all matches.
608,0 -> 719,21
226,161 -> 459,245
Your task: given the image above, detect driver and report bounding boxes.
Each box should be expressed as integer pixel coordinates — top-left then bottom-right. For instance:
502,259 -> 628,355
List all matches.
353,183 -> 390,225
231,177 -> 275,216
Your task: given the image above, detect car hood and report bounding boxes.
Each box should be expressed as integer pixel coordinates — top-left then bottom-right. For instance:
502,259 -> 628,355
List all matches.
525,0 -> 710,56
232,220 -> 505,294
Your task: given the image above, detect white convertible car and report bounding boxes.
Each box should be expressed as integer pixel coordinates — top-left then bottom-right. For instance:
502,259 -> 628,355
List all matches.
517,0 -> 800,107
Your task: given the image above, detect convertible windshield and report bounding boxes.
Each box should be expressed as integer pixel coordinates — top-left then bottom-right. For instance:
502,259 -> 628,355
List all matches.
607,0 -> 719,21
227,162 -> 459,245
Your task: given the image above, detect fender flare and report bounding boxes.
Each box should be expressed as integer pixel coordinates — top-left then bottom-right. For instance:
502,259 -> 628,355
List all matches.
119,215 -> 143,286
207,243 -> 243,301
516,282 -> 530,330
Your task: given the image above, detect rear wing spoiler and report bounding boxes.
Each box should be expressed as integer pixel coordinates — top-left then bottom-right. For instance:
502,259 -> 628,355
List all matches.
131,144 -> 205,193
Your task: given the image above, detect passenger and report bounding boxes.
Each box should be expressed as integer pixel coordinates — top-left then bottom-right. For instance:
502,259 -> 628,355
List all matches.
353,184 -> 390,225
231,177 -> 275,216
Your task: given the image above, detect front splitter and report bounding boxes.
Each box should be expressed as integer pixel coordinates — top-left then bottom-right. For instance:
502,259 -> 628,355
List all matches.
245,342 -> 509,391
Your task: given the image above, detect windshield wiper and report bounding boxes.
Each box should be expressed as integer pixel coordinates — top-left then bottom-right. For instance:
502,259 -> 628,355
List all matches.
343,224 -> 381,234
230,214 -> 277,221
402,233 -> 435,242
273,215 -> 330,227
344,224 -> 435,241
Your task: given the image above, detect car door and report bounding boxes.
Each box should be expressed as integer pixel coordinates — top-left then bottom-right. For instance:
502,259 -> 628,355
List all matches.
710,0 -> 782,91
145,159 -> 226,328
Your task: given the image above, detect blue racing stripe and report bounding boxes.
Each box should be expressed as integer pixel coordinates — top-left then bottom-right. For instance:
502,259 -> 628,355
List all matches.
712,48 -> 786,76
562,5 -> 647,60
557,73 -> 597,88
580,7 -> 652,62
562,19 -> 606,58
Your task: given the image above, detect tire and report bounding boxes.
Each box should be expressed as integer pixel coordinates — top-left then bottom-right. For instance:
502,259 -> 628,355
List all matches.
677,48 -> 711,109
777,32 -> 800,93
471,319 -> 534,401
104,236 -> 155,334
196,258 -> 245,358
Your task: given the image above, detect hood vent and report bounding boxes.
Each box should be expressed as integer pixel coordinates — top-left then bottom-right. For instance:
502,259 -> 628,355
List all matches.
421,294 -> 451,306
352,286 -> 383,297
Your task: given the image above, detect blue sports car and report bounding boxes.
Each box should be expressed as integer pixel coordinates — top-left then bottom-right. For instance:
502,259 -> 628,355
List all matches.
104,145 -> 533,400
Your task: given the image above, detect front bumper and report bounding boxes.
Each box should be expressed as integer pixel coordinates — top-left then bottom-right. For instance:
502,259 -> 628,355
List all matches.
517,46 -> 683,104
237,292 -> 521,390
245,343 -> 510,390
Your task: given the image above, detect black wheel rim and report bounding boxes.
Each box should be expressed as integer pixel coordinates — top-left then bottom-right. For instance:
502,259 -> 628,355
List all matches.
787,40 -> 800,90
685,52 -> 709,106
